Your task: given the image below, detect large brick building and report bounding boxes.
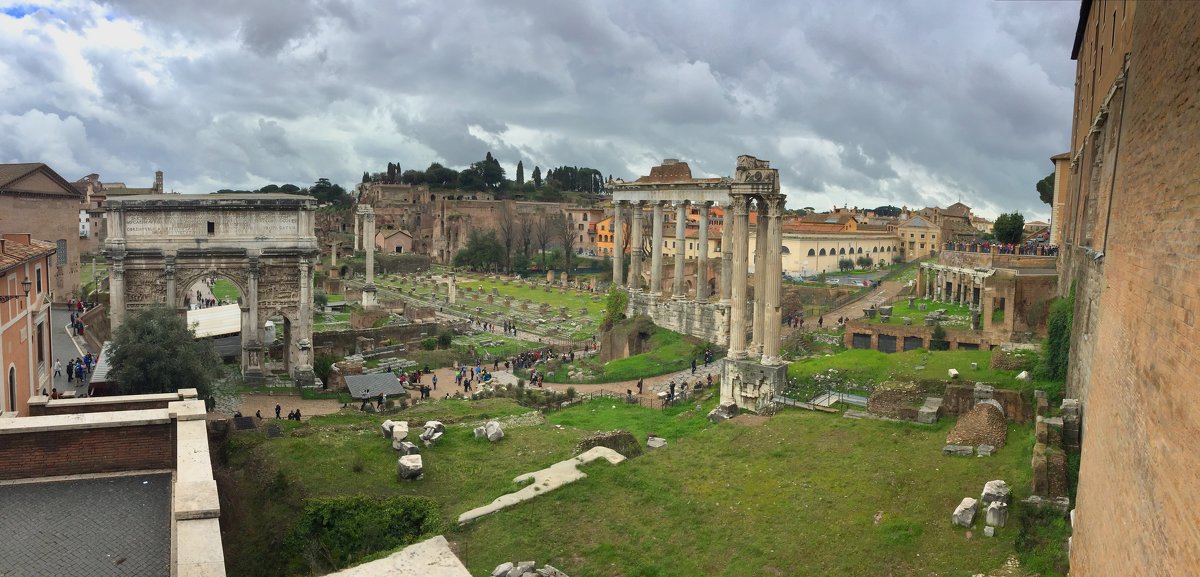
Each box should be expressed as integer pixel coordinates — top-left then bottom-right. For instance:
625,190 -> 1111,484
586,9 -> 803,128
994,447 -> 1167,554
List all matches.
0,163 -> 82,302
1056,2 -> 1200,574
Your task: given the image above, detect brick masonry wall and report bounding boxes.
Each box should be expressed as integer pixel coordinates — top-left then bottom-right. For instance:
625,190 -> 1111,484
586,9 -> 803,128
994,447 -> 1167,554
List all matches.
940,385 -> 1032,424
0,423 -> 175,480
1068,4 -> 1200,574
0,195 -> 82,302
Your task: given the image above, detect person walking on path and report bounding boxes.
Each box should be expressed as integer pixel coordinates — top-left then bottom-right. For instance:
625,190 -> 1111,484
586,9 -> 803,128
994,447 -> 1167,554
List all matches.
275,404 -> 282,419
53,358 -> 61,378
691,358 -> 697,375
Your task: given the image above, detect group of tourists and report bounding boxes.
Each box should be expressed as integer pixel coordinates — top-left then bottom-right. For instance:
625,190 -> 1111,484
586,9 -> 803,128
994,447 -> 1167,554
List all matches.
53,354 -> 94,385
945,241 -> 1058,256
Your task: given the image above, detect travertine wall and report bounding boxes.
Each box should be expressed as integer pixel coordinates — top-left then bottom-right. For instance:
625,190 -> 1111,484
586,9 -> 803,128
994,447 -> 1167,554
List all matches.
627,291 -> 734,347
1065,3 -> 1200,574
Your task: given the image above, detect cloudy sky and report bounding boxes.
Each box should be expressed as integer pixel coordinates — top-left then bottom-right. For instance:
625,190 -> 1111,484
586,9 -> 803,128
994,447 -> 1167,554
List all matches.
0,0 -> 1080,219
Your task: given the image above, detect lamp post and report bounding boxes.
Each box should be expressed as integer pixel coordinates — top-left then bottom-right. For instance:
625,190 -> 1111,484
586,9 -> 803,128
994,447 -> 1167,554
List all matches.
0,277 -> 32,303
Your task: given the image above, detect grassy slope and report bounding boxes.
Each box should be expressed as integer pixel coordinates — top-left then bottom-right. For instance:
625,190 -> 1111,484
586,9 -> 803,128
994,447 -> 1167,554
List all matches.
863,298 -> 974,328
453,407 -> 1034,577
543,328 -> 711,384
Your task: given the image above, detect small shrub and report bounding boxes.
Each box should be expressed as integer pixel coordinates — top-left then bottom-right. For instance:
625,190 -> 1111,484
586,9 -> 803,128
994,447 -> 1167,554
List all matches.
566,386 -> 577,399
929,323 -> 950,351
351,458 -> 365,473
420,337 -> 437,351
284,495 -> 442,574
436,329 -> 454,349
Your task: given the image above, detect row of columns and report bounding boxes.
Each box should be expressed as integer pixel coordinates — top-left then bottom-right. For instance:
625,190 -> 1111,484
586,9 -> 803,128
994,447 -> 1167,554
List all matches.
611,200 -> 720,301
610,194 -> 785,365
918,265 -> 984,308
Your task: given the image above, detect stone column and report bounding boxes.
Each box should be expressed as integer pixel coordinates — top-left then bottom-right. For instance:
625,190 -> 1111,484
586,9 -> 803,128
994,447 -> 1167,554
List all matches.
751,198 -> 769,356
243,256 -> 264,382
696,202 -> 710,301
629,202 -> 644,290
295,258 -> 315,387
916,266 -> 926,298
612,201 -> 624,287
109,256 -> 126,329
164,254 -> 177,310
448,272 -> 457,304
728,195 -> 750,358
330,242 -> 338,267
672,202 -> 687,299
353,208 -> 361,252
650,202 -> 664,296
362,206 -> 378,307
720,207 -> 733,304
762,196 -> 785,365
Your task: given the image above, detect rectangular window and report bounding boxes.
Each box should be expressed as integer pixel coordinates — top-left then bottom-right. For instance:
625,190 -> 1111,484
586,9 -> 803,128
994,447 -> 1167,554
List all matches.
36,322 -> 44,363
207,221 -> 216,235
56,239 -> 67,266
35,266 -> 42,294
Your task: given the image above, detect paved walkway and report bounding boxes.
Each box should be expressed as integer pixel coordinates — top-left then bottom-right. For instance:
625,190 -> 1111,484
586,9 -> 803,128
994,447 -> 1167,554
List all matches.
50,305 -> 95,397
789,279 -> 908,334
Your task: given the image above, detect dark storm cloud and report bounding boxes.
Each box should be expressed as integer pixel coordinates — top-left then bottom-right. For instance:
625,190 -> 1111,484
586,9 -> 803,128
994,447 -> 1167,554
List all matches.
0,0 -> 1078,218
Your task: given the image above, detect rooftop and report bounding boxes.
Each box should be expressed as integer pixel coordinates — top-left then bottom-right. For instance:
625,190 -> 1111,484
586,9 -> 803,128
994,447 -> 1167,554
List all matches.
344,373 -> 406,399
0,473 -> 172,577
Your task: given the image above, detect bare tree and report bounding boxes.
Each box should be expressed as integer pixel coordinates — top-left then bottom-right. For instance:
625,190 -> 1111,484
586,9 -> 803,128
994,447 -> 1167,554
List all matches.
549,211 -> 576,273
495,201 -> 516,272
532,211 -> 553,269
516,211 -> 533,258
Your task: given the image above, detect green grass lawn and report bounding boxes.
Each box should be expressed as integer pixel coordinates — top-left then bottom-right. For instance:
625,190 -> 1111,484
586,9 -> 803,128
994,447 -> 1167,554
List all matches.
221,393 -> 1053,577
782,343 -> 1056,398
863,298 -> 973,328
313,312 -> 351,332
379,275 -> 604,340
457,406 -> 1035,577
453,333 -> 543,360
212,278 -> 241,301
540,327 -> 714,384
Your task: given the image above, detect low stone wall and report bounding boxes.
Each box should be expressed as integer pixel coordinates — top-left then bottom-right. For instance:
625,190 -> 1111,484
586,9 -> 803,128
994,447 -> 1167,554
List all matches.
27,390 -> 196,416
312,322 -> 442,357
627,291 -> 733,347
843,321 -> 998,352
0,410 -> 175,481
941,384 -> 1032,423
866,382 -> 930,420
80,304 -> 110,352
575,430 -> 642,458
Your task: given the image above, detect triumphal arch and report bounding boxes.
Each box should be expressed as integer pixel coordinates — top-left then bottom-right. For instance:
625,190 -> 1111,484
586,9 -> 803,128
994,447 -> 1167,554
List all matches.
103,194 -> 320,385
608,155 -> 788,411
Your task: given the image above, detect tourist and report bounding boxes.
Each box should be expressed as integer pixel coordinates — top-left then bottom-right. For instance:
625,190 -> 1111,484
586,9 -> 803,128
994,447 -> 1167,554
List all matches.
637,378 -> 644,395
818,316 -> 824,327
691,358 -> 697,375
50,388 -> 60,400
255,410 -> 262,420
294,409 -> 302,420
275,404 -> 282,419
431,374 -> 438,390
75,362 -> 84,382
53,358 -> 61,378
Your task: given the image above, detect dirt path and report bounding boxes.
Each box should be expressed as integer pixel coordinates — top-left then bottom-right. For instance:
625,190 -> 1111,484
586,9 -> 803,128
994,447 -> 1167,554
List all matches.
235,394 -> 343,420
789,279 -> 909,334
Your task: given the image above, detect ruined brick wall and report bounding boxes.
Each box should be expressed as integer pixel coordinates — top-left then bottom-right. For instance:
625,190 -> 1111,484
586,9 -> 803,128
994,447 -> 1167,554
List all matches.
0,422 -> 175,480
940,385 -> 1032,424
1012,275 -> 1057,334
1067,4 -> 1200,574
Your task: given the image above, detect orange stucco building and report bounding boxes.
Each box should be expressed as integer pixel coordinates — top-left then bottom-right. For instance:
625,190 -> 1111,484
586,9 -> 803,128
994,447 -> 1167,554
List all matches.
1,234 -> 56,416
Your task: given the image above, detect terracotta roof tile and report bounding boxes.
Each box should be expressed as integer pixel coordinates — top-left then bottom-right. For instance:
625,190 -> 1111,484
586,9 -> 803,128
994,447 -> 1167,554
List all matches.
0,236 -> 56,274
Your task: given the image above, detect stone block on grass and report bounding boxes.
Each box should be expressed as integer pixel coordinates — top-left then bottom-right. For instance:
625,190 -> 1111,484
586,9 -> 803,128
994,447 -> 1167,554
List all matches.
952,497 -> 978,527
943,444 -> 974,457
397,454 -> 423,481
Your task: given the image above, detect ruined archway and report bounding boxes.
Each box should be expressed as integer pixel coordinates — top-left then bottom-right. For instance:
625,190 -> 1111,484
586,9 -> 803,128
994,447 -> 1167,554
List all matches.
104,194 -> 319,385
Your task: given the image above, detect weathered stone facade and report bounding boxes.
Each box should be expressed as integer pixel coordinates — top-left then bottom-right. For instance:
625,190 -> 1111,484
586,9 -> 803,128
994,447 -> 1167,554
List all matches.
1058,2 -> 1200,574
104,194 -> 320,385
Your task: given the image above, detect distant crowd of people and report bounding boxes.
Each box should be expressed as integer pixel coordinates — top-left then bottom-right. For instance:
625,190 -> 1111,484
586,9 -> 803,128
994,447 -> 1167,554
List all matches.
945,241 -> 1058,256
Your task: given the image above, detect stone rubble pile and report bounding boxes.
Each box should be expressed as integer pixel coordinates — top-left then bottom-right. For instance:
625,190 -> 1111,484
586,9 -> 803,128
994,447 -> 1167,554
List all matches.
473,420 -> 505,442
381,419 -> 425,480
951,479 -> 1010,534
945,401 -> 1008,449
419,420 -> 445,446
490,560 -> 570,577
706,401 -> 739,423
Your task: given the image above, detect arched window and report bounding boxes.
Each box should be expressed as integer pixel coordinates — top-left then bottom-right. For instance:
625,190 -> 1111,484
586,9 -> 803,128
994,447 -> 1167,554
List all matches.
780,246 -> 790,255
872,246 -> 878,253
839,248 -> 846,255
819,248 -> 826,256
807,248 -> 816,256
857,247 -> 863,254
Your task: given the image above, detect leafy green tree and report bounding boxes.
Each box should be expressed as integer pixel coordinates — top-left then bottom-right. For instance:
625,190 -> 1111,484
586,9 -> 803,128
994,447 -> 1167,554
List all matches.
532,165 -> 542,188
452,229 -> 504,270
280,184 -> 300,193
993,212 -> 1026,244
602,285 -> 629,330
872,205 -> 902,217
856,255 -> 874,269
838,258 -> 854,272
516,160 -> 524,186
425,163 -> 458,188
314,291 -> 328,310
401,169 -> 425,185
1036,172 -> 1055,205
307,178 -> 352,207
260,184 -> 280,193
108,305 -> 221,397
